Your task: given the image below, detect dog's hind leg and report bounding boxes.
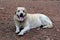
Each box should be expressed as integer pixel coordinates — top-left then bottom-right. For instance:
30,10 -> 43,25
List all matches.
40,15 -> 53,28
42,20 -> 53,28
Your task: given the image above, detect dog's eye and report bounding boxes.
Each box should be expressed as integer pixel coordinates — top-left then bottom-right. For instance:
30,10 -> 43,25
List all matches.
18,10 -> 20,12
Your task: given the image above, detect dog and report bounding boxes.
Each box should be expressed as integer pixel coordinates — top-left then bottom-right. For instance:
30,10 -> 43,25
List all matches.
14,7 -> 53,35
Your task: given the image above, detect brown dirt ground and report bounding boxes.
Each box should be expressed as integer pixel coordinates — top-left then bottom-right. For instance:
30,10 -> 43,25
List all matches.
0,0 -> 60,40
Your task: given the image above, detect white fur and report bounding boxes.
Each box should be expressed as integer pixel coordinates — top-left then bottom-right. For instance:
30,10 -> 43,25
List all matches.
14,7 -> 53,35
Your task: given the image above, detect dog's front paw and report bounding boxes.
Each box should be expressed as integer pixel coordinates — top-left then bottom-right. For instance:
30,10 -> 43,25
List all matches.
18,32 -> 24,35
15,30 -> 19,33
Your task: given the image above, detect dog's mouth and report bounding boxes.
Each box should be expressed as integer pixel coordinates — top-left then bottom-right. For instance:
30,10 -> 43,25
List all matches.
17,14 -> 24,21
19,17 -> 24,21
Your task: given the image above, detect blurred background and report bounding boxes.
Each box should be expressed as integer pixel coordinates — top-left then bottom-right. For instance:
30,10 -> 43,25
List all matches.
0,0 -> 60,40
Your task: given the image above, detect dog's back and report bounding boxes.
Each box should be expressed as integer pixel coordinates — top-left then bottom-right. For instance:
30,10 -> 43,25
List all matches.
26,13 -> 53,28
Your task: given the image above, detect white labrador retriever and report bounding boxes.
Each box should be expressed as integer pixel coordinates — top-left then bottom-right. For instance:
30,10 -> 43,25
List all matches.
14,7 -> 53,35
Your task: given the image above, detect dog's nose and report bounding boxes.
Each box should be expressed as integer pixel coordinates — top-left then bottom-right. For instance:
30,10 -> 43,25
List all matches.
20,13 -> 23,17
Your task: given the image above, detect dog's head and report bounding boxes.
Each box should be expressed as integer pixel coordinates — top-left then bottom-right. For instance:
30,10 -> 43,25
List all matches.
15,7 -> 27,21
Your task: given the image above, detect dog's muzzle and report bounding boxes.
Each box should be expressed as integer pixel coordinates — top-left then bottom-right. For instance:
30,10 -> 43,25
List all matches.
17,13 -> 24,21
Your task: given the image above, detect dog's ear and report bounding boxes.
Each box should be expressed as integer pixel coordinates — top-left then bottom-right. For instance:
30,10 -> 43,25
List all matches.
15,11 -> 16,14
15,8 -> 17,14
